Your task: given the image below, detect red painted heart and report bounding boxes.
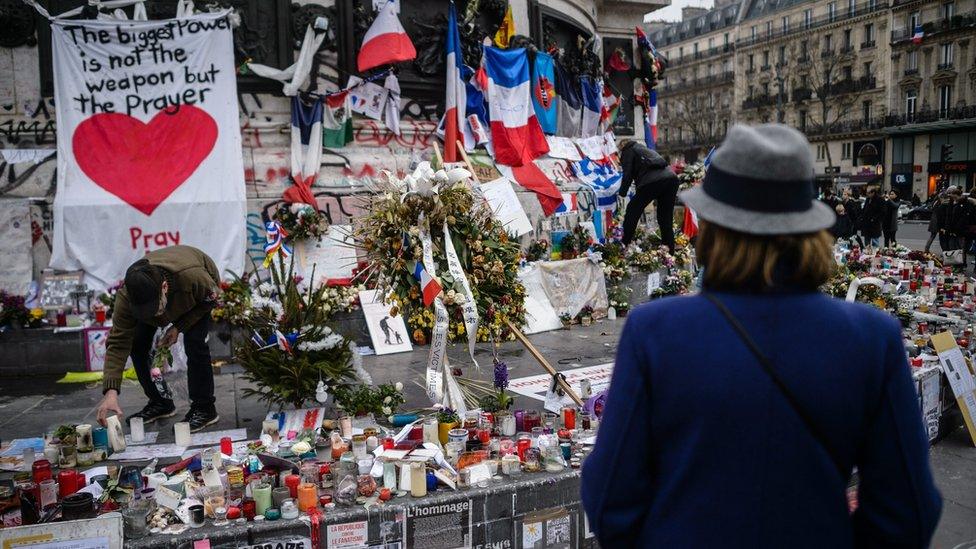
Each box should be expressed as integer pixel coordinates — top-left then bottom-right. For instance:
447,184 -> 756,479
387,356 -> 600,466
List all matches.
72,105 -> 218,216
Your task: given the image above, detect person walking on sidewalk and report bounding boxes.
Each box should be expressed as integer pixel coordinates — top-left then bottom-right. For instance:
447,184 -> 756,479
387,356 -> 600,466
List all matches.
948,188 -> 976,267
925,191 -> 952,253
617,140 -> 680,252
882,190 -> 900,248
96,246 -> 221,432
582,124 -> 941,548
841,188 -> 862,245
859,186 -> 885,248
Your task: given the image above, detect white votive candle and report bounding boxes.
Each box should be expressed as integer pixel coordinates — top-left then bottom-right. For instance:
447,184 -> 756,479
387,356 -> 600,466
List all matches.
129,417 -> 145,442
174,422 -> 192,447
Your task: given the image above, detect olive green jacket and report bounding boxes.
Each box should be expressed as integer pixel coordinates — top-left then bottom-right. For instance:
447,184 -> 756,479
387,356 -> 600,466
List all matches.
102,246 -> 219,394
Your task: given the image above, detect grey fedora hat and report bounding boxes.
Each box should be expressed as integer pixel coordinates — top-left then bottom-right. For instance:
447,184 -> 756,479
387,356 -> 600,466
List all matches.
679,123 -> 835,235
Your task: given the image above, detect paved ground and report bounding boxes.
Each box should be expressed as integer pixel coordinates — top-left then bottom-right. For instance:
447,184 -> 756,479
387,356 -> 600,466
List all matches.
1,220 -> 974,546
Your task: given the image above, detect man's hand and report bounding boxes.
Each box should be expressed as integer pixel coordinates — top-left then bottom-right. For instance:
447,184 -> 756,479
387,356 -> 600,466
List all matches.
97,390 -> 123,427
157,326 -> 179,349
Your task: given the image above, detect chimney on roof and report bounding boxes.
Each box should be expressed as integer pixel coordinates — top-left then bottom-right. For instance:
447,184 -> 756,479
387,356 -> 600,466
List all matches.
681,6 -> 708,20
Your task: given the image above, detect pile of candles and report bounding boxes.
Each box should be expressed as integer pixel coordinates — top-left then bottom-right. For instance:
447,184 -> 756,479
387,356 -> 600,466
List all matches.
0,404 -> 600,538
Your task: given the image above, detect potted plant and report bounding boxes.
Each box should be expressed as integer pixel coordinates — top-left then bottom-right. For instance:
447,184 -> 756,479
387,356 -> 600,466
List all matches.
437,408 -> 461,445
332,383 -> 405,420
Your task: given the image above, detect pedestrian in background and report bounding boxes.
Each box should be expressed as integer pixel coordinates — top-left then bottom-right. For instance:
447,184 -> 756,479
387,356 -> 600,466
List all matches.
582,124 -> 941,548
912,193 -> 922,207
883,190 -> 900,248
859,186 -> 885,248
948,188 -> 976,266
821,187 -> 841,211
841,188 -> 862,245
830,203 -> 854,240
617,139 -> 680,252
925,191 -> 952,253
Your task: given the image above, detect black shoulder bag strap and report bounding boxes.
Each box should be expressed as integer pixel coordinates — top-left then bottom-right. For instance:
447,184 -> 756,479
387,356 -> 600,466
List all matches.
704,293 -> 848,479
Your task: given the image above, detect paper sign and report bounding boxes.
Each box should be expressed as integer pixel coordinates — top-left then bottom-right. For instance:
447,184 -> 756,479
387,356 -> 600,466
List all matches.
545,136 -> 582,161
932,331 -> 976,446
156,485 -> 183,511
359,289 -> 413,355
577,135 -> 606,160
372,0 -> 399,12
297,225 -> 358,285
239,538 -> 312,549
348,77 -> 388,120
602,131 -> 617,158
479,178 -> 533,237
328,521 -> 368,548
509,363 -> 614,402
647,272 -> 661,296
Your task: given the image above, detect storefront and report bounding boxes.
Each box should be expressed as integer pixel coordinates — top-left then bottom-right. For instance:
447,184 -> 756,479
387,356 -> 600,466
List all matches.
927,161 -> 976,193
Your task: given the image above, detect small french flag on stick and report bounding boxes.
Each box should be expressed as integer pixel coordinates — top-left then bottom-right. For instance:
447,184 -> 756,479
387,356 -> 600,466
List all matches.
412,261 -> 443,306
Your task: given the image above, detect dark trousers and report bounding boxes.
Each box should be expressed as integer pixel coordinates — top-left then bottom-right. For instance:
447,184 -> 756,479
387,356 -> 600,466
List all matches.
883,229 -> 897,248
131,316 -> 215,408
622,179 -> 679,251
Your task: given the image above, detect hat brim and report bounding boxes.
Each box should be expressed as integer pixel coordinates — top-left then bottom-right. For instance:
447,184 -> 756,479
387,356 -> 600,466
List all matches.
130,297 -> 160,322
680,186 -> 836,235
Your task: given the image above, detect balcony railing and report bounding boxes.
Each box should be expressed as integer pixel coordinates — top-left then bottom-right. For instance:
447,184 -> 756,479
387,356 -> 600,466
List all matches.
938,62 -> 955,71
891,12 -> 976,43
737,1 -> 889,47
797,54 -> 811,63
806,116 -> 889,136
861,40 -> 876,49
821,49 -> 835,58
826,76 -> 878,95
742,94 -> 781,109
903,67 -> 919,76
662,43 -> 735,67
760,64 -> 771,71
885,105 -> 976,126
840,44 -> 856,54
659,72 -> 735,94
792,87 -> 813,102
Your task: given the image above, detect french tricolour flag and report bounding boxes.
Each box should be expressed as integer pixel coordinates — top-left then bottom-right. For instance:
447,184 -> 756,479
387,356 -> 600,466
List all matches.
912,24 -> 924,45
357,2 -> 416,72
645,90 -> 658,150
581,76 -> 603,138
443,1 -> 467,162
483,46 -> 550,167
412,261 -> 443,307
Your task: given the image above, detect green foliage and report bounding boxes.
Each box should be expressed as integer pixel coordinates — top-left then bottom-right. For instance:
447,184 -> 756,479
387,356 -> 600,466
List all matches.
332,383 -> 405,417
236,255 -> 355,410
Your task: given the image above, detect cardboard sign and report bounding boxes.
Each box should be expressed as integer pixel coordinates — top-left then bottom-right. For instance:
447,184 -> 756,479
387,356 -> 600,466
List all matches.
84,327 -> 111,372
478,178 -> 533,237
359,289 -> 413,355
297,225 -> 358,285
931,331 -> 976,446
509,363 -> 613,402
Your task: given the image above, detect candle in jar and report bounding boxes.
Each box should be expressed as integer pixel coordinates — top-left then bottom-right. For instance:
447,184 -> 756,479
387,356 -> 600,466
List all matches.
561,407 -> 576,430
253,483 -> 272,516
297,482 -> 317,512
129,417 -> 145,443
409,463 -> 427,497
174,422 -> 192,447
242,498 -> 257,521
522,410 -> 541,431
285,474 -> 301,498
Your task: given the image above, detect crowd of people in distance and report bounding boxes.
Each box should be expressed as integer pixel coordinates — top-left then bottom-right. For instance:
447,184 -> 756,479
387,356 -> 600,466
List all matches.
822,185 -> 902,248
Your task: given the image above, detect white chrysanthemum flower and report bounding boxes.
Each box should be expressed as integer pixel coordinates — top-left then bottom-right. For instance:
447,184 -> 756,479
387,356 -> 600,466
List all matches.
395,382 -> 403,391
382,406 -> 392,415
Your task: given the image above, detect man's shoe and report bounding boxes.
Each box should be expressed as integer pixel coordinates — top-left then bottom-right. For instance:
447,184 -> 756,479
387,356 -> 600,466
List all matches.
127,400 -> 176,425
184,406 -> 219,433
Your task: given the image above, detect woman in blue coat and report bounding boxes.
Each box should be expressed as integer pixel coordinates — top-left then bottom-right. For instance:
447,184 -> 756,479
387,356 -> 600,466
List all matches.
582,124 -> 941,548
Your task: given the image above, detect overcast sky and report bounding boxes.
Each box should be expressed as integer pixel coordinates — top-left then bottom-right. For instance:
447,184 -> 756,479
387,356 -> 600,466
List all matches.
645,0 -> 715,22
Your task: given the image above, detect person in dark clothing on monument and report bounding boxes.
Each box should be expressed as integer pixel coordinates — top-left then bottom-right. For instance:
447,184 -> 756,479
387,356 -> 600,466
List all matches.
617,140 -> 680,252
96,245 -> 221,432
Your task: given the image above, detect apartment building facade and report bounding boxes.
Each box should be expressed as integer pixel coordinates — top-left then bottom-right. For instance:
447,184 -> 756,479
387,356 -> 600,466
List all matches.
648,0 -> 976,198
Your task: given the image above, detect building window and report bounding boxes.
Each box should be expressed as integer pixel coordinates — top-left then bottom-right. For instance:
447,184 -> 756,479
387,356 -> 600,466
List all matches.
748,54 -> 755,70
804,9 -> 813,28
864,23 -> 874,44
939,85 -> 952,115
844,29 -> 852,49
907,49 -> 918,70
708,37 -> 715,49
762,82 -> 769,96
863,61 -> 872,77
748,84 -> 754,98
817,144 -> 826,160
941,42 -> 954,66
842,142 -> 852,159
694,43 -> 699,55
827,2 -> 836,21
779,45 -> 786,64
766,21 -> 772,37
862,100 -> 871,122
800,110 -> 808,131
751,25 -> 757,40
867,0 -> 876,9
800,40 -> 808,57
943,1 -> 955,19
782,16 -> 789,32
842,65 -> 852,81
848,0 -> 856,14
724,32 -> 730,46
763,50 -> 770,67
906,90 -> 917,119
824,34 -> 833,51
679,46 -> 684,58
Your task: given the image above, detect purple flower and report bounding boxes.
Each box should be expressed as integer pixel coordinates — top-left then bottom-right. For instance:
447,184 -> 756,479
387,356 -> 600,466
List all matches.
493,360 -> 509,390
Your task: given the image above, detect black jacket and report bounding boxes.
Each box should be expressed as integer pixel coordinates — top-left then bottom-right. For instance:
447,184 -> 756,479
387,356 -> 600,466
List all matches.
883,199 -> 899,234
930,201 -> 948,234
619,143 -> 674,196
842,198 -> 861,227
948,199 -> 976,236
831,214 -> 855,239
860,196 -> 885,238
